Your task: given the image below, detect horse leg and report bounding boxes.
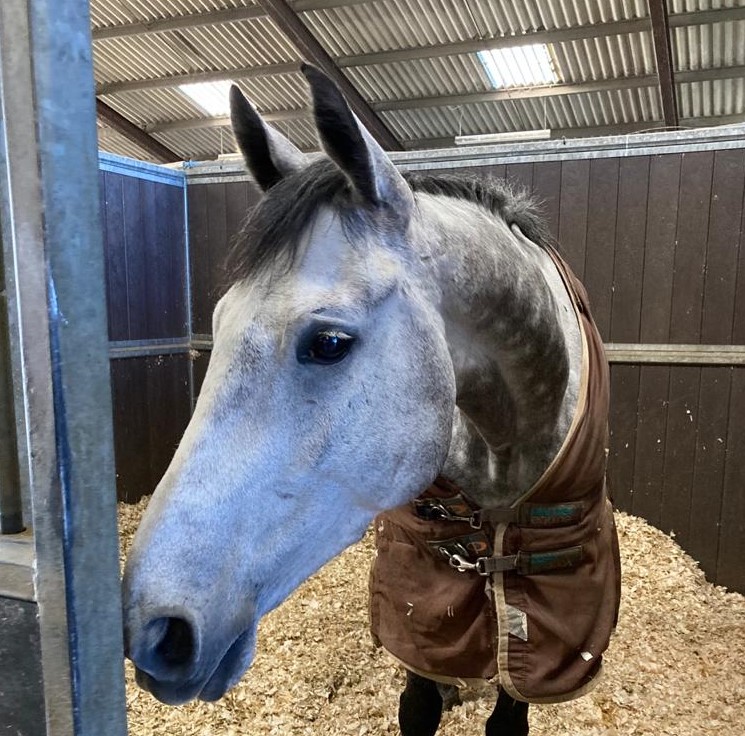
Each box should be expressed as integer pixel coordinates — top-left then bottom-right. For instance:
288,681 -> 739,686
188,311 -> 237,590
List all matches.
436,682 -> 462,711
398,670 -> 444,736
484,687 -> 529,736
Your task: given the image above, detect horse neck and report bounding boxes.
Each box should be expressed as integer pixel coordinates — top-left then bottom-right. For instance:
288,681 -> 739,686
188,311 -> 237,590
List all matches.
416,196 -> 583,507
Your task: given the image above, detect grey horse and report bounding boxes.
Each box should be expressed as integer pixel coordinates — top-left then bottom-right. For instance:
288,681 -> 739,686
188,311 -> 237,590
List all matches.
123,65 -> 618,736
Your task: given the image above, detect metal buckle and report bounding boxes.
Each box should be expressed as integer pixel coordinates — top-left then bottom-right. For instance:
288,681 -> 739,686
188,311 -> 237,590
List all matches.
447,553 -> 479,573
430,502 -> 473,524
469,509 -> 483,530
439,547 -> 490,575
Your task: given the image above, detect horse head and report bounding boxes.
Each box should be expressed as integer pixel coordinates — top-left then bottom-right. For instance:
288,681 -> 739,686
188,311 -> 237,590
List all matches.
122,66 -> 457,705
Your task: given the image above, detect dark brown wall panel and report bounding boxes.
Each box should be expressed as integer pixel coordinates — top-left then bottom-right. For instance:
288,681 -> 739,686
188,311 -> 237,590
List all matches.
557,159 -> 590,280
531,160 -> 562,238
204,183 -> 227,319
504,162 -> 533,194
610,156 -> 650,343
188,184 -> 211,336
607,364 -> 640,511
688,367 -> 731,576
640,154 -> 681,343
144,181 -> 187,339
582,158 -> 620,339
101,172 -> 130,341
101,166 -> 190,503
731,184 -> 745,344
669,151 -> 714,344
187,180 -> 261,334
100,170 -> 187,341
718,368 -> 745,592
630,366 -> 670,526
659,367 -> 700,553
701,150 -> 745,345
110,355 -> 191,503
110,357 -> 149,503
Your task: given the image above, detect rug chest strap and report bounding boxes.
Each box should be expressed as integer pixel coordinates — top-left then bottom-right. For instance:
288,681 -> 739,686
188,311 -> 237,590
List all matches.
414,494 -> 584,530
436,544 -> 585,576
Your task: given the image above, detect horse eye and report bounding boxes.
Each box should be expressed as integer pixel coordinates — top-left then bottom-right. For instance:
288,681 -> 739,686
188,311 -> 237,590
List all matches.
300,330 -> 355,365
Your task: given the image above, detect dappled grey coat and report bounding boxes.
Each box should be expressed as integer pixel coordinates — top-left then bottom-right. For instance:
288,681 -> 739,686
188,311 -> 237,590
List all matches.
369,245 -> 622,704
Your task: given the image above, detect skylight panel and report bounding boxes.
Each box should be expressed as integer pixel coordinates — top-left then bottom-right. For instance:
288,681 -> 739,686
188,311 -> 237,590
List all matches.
477,44 -> 559,89
179,81 -> 233,116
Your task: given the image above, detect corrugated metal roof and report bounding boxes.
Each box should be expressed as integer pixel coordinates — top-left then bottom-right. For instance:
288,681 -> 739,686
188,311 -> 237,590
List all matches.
380,86 -> 662,141
153,115 -> 320,159
97,120 -> 164,160
91,0 -> 745,162
91,0 -> 257,30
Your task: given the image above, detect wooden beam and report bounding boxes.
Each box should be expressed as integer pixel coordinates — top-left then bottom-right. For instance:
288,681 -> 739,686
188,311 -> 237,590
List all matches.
95,100 -> 181,162
255,0 -> 402,150
649,0 -> 679,128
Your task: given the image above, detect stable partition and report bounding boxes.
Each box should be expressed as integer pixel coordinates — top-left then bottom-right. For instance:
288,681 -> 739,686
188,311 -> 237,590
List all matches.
183,127 -> 745,594
99,154 -> 192,503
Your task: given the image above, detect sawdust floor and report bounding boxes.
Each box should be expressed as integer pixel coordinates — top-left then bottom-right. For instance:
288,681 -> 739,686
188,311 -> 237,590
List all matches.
120,500 -> 745,735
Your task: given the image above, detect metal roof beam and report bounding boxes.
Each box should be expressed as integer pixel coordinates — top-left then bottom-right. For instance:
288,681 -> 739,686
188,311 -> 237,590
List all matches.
97,62 -> 301,95
404,122 -> 666,149
142,64 -> 745,133
96,100 -> 182,162
255,0 -> 402,150
379,63 -> 745,108
145,108 -> 309,133
374,76 -> 659,112
336,6 -> 745,67
91,0 -> 370,41
649,0 -> 679,128
404,113 -> 745,150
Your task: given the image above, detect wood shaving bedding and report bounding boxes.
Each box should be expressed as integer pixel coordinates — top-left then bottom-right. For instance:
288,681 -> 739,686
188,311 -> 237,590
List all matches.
119,500 -> 745,735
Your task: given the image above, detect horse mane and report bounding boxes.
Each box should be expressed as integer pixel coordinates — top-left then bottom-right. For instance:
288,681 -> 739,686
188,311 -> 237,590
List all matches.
224,157 -> 555,289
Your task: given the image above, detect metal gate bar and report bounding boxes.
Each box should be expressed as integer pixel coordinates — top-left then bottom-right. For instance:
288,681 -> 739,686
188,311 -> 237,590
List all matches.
0,0 -> 128,733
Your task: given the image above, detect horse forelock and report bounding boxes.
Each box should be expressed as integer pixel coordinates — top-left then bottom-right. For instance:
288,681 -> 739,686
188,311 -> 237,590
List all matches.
223,158 -> 553,294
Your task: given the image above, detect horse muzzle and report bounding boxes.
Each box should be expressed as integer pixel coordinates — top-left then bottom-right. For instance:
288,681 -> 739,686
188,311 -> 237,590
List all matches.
124,601 -> 258,705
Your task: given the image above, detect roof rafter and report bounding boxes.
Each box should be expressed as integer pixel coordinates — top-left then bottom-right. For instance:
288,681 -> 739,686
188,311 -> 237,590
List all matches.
91,0 -> 371,41
648,0 -> 679,128
96,100 -> 181,162
97,62 -> 301,95
337,7 -> 745,66
404,113 -> 745,150
142,64 -> 745,134
254,0 -> 402,150
143,74 -> 657,132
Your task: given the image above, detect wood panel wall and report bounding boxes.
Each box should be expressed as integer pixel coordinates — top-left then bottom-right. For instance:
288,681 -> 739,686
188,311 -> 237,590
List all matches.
100,168 -> 191,503
185,149 -> 745,593
188,180 -> 262,335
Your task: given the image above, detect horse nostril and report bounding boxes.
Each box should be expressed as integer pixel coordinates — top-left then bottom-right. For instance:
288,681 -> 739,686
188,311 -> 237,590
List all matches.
151,617 -> 195,668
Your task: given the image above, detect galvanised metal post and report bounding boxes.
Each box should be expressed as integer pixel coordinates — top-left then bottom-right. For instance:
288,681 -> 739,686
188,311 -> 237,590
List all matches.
0,0 -> 128,733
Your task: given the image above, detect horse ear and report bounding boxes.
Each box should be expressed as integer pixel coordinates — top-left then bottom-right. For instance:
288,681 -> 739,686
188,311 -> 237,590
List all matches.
229,85 -> 306,191
301,64 -> 413,223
